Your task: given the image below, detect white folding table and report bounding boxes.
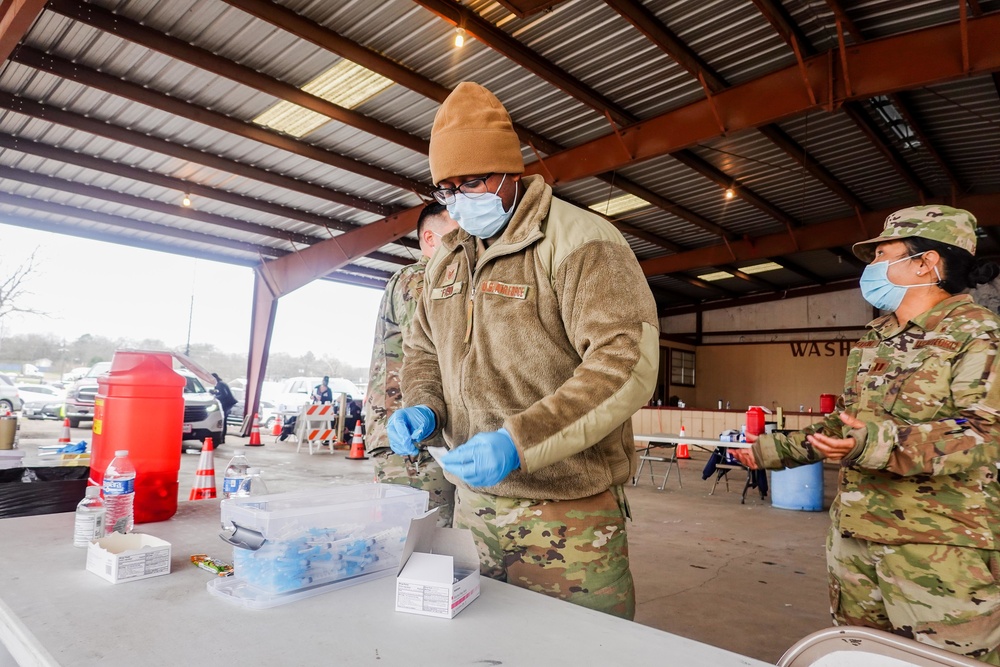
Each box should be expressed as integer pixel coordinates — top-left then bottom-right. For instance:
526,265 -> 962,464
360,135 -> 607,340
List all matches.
632,433 -> 749,491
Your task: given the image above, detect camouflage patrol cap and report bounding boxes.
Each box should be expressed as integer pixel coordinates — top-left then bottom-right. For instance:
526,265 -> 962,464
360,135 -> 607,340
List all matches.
852,205 -> 977,262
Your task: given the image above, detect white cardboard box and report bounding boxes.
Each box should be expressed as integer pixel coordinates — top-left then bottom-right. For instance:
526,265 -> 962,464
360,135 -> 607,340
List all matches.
395,510 -> 480,619
86,533 -> 171,584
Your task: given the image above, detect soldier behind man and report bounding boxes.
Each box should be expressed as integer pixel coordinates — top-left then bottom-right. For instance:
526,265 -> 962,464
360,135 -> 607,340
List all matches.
364,203 -> 459,526
732,206 -> 1000,664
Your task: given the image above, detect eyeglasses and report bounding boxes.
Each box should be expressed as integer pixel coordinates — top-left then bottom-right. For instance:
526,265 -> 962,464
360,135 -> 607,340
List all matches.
432,174 -> 493,205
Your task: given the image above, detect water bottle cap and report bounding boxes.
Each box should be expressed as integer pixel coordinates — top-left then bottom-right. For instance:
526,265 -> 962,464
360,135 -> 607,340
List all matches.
115,450 -> 128,456
85,486 -> 100,497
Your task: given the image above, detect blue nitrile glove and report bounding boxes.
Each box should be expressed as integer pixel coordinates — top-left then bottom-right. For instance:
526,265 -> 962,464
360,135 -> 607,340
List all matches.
440,429 -> 520,487
387,405 -> 436,456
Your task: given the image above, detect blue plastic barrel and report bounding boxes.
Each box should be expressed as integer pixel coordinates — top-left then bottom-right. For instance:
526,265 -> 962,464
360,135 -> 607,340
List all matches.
771,462 -> 824,511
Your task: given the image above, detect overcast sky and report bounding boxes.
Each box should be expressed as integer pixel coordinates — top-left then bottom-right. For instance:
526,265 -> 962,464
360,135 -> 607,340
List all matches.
0,224 -> 388,369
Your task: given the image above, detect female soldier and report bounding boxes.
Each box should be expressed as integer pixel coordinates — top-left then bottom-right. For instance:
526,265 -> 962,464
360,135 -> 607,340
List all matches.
733,206 -> 1000,663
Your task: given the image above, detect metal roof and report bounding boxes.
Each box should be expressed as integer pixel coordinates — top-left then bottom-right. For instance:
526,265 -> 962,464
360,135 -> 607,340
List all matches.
0,0 -> 998,307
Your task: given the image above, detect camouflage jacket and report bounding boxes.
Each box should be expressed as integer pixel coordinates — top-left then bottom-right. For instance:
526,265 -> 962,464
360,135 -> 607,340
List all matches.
754,295 -> 1000,549
364,257 -> 429,455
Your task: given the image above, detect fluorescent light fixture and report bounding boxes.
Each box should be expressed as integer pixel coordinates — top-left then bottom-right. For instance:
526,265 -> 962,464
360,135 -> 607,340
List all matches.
253,60 -> 394,137
740,261 -> 783,274
696,270 -> 734,282
588,194 -> 651,217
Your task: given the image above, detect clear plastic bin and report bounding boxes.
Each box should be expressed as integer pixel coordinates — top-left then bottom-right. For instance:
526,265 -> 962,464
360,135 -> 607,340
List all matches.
210,483 -> 428,608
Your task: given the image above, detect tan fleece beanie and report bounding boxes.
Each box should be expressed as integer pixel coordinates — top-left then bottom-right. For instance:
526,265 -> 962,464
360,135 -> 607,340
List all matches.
429,82 -> 524,185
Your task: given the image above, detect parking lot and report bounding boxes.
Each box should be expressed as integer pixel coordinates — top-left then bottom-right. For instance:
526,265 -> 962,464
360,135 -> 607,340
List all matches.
10,415 -> 835,663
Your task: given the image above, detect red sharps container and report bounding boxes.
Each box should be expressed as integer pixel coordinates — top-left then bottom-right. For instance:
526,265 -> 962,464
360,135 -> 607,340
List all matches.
820,393 -> 837,414
746,406 -> 766,437
90,350 -> 185,524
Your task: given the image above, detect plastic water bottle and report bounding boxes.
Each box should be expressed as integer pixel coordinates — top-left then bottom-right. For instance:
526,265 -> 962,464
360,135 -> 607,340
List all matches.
222,452 -> 250,499
239,467 -> 269,496
73,486 -> 105,547
103,450 -> 135,534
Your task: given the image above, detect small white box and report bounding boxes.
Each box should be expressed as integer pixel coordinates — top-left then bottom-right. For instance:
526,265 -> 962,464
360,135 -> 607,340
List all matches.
395,510 -> 481,619
86,533 -> 171,584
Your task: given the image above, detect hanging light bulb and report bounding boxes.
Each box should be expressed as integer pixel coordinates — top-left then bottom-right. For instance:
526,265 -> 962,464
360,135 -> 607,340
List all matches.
182,194 -> 192,207
724,187 -> 735,200
454,28 -> 466,48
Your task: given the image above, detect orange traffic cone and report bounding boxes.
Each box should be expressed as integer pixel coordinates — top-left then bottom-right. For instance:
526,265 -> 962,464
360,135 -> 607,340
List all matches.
346,421 -> 367,460
677,425 -> 690,459
189,437 -> 217,500
271,414 -> 282,437
246,413 -> 264,447
58,418 -> 72,447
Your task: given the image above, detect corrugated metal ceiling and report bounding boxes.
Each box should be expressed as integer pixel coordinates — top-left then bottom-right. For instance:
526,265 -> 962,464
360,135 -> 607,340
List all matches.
0,0 -> 996,309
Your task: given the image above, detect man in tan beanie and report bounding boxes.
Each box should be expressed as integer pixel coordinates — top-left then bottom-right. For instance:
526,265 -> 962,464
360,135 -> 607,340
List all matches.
387,82 -> 659,620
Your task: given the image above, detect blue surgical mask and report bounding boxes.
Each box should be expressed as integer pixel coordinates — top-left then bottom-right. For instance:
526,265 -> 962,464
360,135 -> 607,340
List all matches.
447,174 -> 517,239
859,252 -> 939,311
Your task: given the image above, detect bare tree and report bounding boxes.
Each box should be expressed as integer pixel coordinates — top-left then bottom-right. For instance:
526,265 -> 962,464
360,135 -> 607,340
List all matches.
0,249 -> 47,351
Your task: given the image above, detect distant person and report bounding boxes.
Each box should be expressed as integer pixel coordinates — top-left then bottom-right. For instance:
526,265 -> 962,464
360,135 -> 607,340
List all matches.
344,395 -> 363,436
365,202 -> 459,527
210,373 -> 237,445
311,376 -> 332,404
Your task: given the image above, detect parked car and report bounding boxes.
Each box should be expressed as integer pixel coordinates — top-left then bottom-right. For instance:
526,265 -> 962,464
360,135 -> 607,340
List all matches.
17,384 -> 65,404
18,384 -> 65,421
21,398 -> 63,420
0,374 -> 22,413
62,362 -> 223,451
227,399 -> 277,430
62,362 -> 111,428
180,372 -> 224,451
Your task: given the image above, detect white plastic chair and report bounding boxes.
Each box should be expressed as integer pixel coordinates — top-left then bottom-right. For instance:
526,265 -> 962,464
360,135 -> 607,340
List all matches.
778,627 -> 984,666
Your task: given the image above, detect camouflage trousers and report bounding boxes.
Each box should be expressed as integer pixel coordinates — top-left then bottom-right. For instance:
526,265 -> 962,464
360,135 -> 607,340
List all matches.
372,450 -> 455,528
453,485 -> 635,620
829,531 -> 1000,664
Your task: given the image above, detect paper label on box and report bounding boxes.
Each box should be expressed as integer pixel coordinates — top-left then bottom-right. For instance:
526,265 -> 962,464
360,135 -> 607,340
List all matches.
118,549 -> 170,580
396,581 -> 452,615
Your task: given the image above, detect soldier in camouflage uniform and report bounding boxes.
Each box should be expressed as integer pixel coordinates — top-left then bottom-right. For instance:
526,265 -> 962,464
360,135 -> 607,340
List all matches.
364,203 -> 458,527
733,206 -> 1000,663
389,83 -> 659,620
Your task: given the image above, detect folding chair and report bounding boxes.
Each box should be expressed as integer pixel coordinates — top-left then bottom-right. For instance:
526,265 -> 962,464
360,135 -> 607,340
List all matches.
633,440 -> 681,490
708,447 -> 760,504
778,627 -> 982,666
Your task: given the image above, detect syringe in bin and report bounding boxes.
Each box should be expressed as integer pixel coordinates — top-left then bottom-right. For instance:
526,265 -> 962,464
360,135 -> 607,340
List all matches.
233,525 -> 407,592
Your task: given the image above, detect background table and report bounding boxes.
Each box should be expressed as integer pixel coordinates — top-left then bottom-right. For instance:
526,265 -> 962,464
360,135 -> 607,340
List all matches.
633,433 -> 748,490
0,499 -> 773,667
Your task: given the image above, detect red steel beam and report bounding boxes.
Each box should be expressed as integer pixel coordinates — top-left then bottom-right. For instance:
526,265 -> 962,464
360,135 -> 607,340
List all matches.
639,193 -> 1000,277
822,0 -> 962,193
46,0 -> 429,155
0,0 -> 45,62
243,205 -> 421,427
521,13 -> 1000,185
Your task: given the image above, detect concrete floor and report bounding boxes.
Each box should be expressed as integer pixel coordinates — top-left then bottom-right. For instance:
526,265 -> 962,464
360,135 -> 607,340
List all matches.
12,419 -> 840,665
